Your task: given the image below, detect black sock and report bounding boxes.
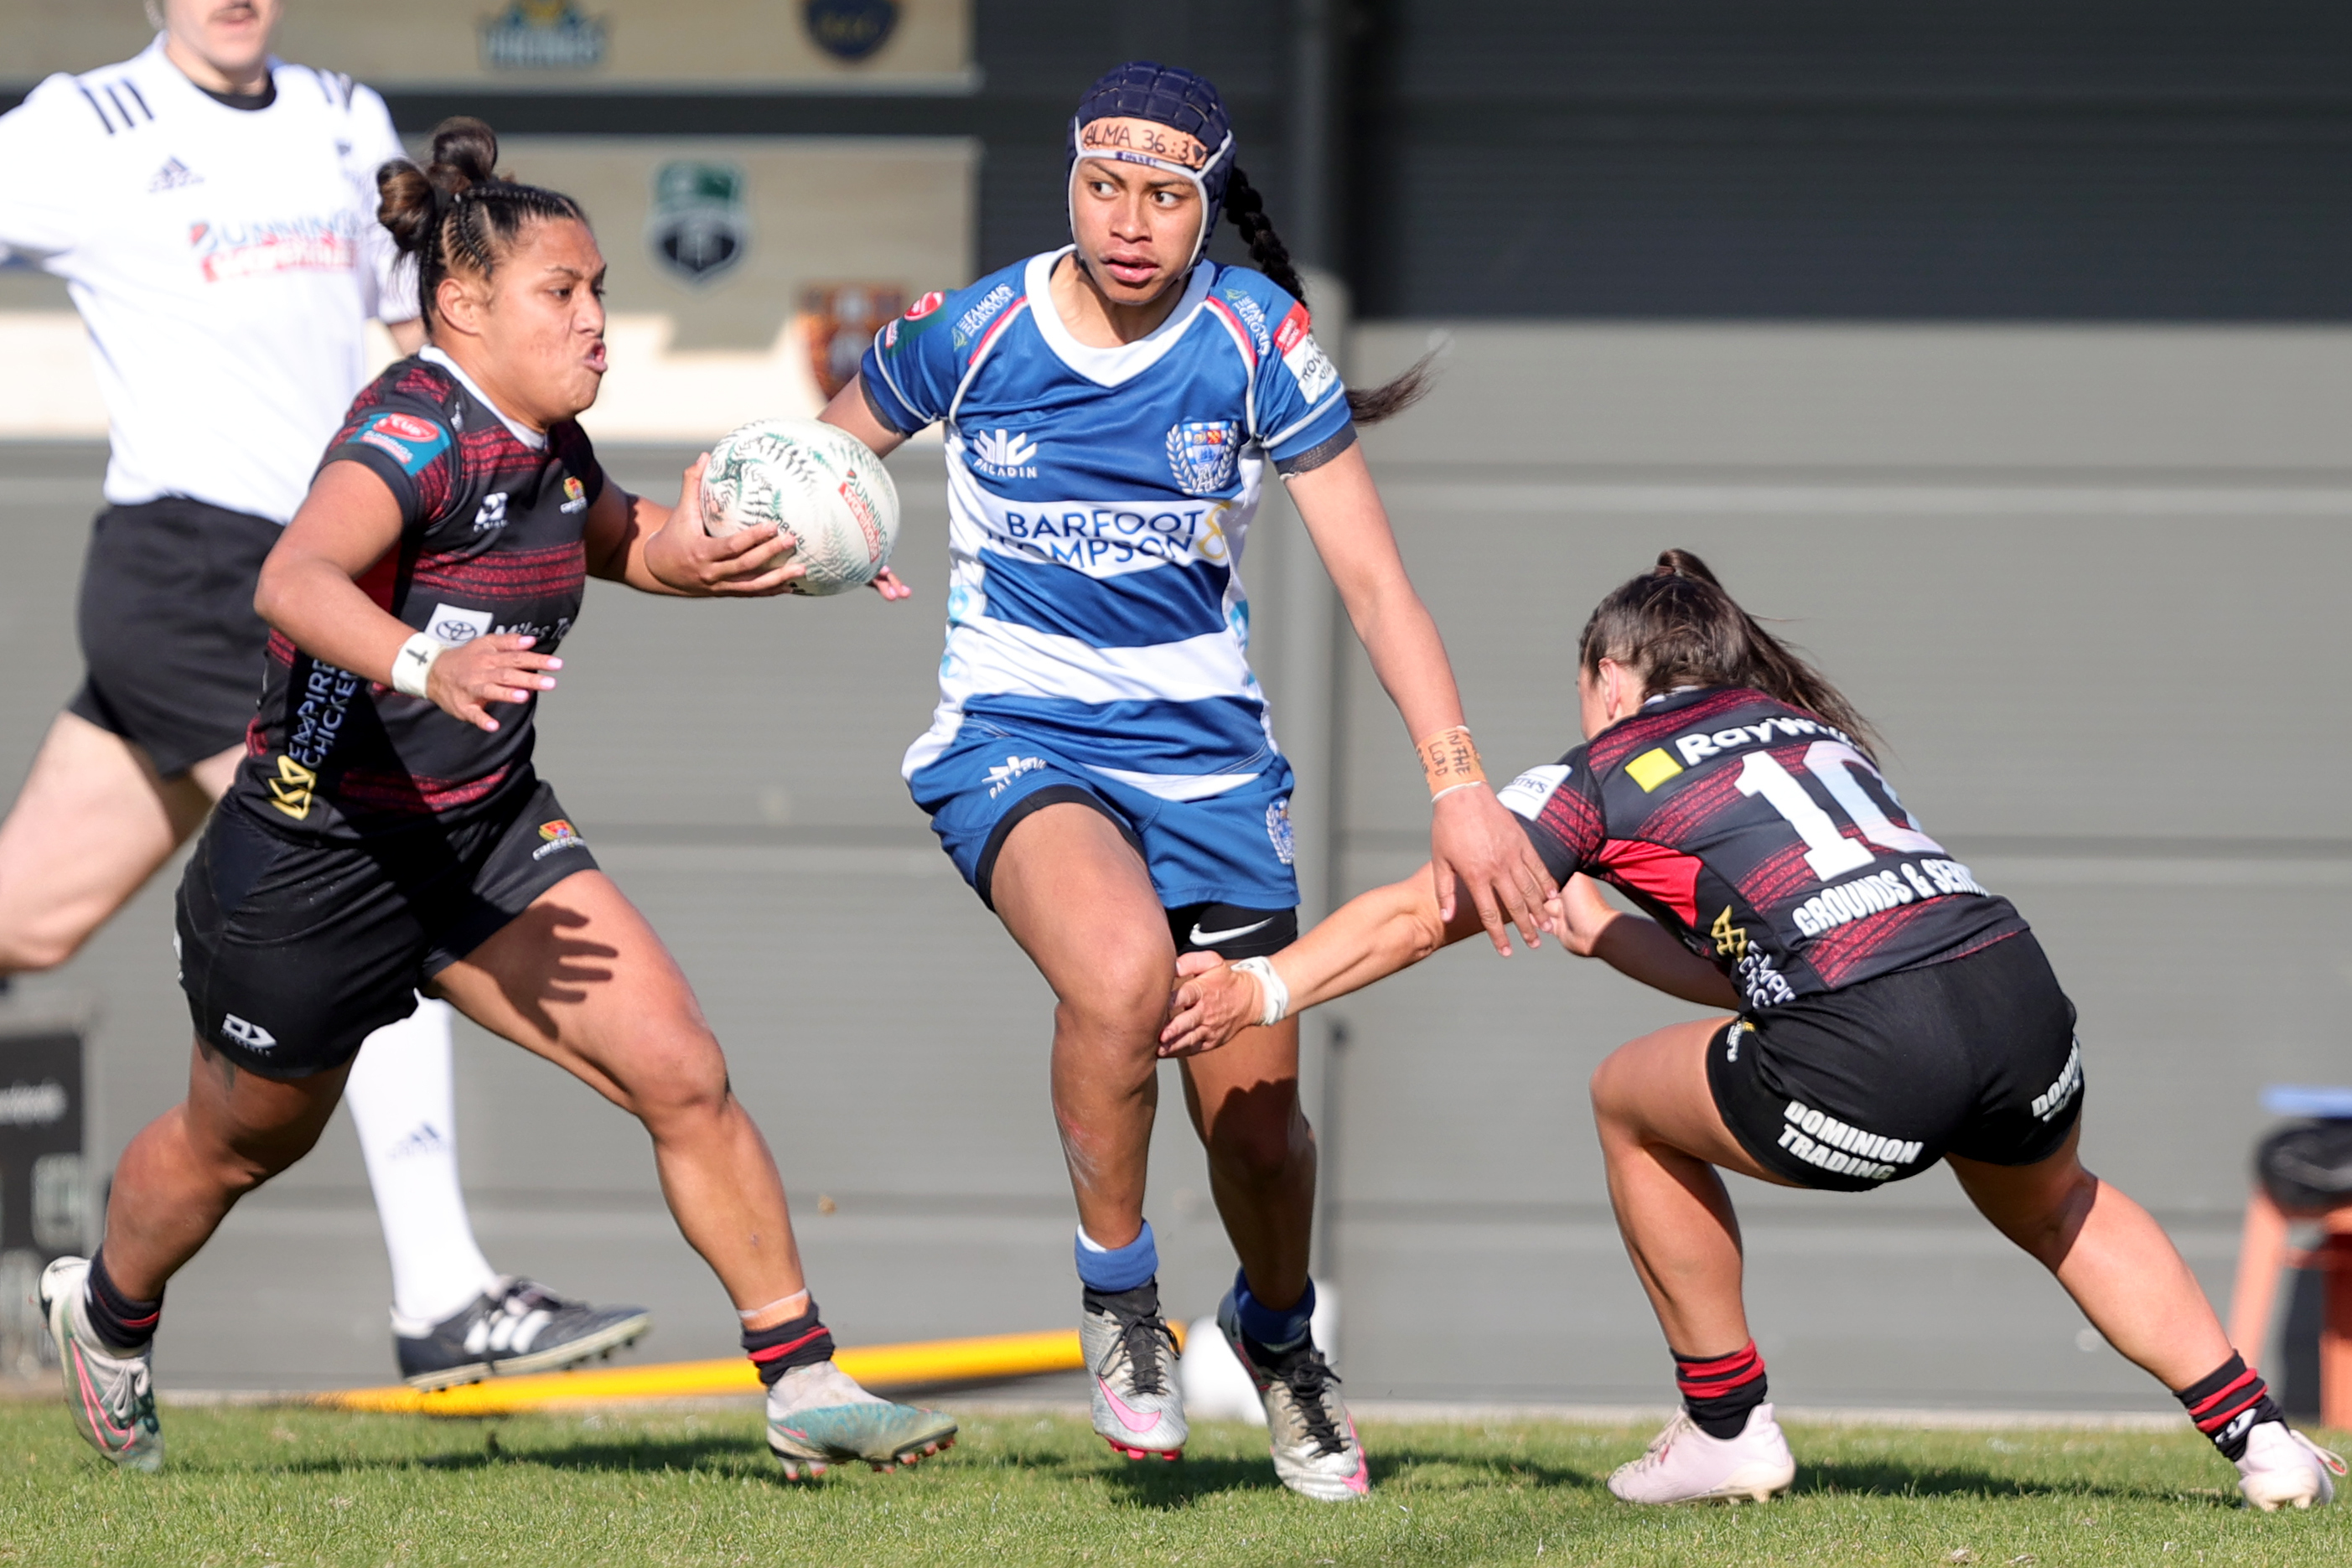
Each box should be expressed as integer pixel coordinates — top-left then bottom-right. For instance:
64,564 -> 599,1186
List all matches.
741,1298 -> 834,1388
1674,1340 -> 1768,1440
84,1250 -> 163,1353
1083,1278 -> 1160,1322
2174,1353 -> 2282,1461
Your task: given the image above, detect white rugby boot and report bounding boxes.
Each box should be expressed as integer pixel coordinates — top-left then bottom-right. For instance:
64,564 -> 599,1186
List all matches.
1608,1405 -> 1795,1504
2235,1421 -> 2344,1511
39,1256 -> 163,1474
1082,1288 -> 1187,1460
1215,1291 -> 1370,1500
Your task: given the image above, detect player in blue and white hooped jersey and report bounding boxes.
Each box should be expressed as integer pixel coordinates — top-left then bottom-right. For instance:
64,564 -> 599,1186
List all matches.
820,62 -> 1555,1500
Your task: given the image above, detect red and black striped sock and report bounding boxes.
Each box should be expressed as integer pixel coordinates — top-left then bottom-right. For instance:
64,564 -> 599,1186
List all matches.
1674,1339 -> 1769,1439
84,1249 -> 163,1353
2173,1353 -> 2282,1461
742,1299 -> 835,1388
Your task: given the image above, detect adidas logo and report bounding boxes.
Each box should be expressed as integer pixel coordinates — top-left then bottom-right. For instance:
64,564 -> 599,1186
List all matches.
148,158 -> 202,193
464,1308 -> 552,1354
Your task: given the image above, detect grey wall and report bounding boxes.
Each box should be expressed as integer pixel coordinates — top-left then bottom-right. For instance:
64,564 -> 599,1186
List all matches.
4,322 -> 2346,1403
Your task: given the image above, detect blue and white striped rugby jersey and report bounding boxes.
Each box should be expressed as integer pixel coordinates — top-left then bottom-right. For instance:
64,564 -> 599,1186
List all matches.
862,248 -> 1355,797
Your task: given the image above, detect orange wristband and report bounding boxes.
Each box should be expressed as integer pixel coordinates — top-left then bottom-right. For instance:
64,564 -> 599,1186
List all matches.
1417,725 -> 1486,799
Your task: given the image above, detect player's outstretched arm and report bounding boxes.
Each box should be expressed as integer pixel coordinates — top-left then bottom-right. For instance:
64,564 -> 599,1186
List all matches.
1285,447 -> 1556,956
1549,874 -> 1741,1010
1159,862 -> 1489,1058
587,453 -> 808,598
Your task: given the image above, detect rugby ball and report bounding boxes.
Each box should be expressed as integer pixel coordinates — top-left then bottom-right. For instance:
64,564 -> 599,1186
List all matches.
699,417 -> 899,596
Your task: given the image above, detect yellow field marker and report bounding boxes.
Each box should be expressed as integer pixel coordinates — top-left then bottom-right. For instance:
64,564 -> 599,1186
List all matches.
309,1324 -> 1171,1416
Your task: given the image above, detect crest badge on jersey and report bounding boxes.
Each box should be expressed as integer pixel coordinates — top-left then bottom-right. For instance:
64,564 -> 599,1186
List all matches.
648,162 -> 749,285
532,819 -> 589,861
1166,420 -> 1241,495
1266,800 -> 1296,866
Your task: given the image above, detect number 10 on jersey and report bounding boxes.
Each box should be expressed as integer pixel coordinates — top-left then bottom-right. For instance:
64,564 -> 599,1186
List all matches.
1736,741 -> 1943,882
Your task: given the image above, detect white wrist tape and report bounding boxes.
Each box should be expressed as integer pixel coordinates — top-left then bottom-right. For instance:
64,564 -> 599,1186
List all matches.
1229,956 -> 1291,1028
391,632 -> 447,699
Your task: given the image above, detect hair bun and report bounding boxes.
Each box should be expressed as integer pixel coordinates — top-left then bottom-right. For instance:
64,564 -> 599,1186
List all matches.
1653,548 -> 1723,588
429,117 -> 500,194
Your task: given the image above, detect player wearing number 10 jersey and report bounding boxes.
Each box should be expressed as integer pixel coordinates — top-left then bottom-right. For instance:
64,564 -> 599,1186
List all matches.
1503,684 -> 2027,1019
1162,550 -> 2343,1512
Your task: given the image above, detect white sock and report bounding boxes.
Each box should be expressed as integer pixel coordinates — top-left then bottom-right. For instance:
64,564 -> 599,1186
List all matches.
345,996 -> 500,1328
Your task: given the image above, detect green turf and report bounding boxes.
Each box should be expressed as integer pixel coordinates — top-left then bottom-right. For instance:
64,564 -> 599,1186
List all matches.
0,1402 -> 2343,1566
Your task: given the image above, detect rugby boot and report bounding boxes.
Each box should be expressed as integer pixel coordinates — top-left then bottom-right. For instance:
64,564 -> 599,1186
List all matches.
39,1256 -> 163,1473
1215,1290 -> 1369,1500
1083,1285 -> 1187,1460
1608,1405 -> 1795,1504
763,1359 -> 958,1480
2235,1421 -> 2344,1511
394,1276 -> 651,1389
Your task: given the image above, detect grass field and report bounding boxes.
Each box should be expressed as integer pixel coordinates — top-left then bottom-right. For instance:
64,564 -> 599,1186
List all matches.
1,1401 -> 2344,1566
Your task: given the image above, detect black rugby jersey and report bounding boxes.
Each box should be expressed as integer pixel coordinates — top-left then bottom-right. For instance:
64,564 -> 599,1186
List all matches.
1500,686 -> 2028,1009
225,354 -> 602,841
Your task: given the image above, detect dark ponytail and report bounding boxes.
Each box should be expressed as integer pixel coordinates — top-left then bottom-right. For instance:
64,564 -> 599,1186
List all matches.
1220,166 -> 1432,426
1578,549 -> 1881,755
376,117 -> 589,334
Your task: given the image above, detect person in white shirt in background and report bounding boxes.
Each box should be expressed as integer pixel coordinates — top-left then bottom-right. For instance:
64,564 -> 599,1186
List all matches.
0,0 -> 650,1389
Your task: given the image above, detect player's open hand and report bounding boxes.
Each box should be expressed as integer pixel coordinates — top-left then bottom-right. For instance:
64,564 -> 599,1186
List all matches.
1159,950 -> 1258,1058
1430,784 -> 1557,956
645,454 -> 807,596
427,633 -> 559,733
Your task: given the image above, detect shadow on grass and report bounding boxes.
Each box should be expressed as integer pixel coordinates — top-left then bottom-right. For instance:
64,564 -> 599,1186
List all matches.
264,1429 -> 790,1483
1092,1442 -> 1608,1510
1795,1460 -> 2235,1507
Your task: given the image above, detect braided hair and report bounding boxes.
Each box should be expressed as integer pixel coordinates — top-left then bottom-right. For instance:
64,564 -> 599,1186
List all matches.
376,118 -> 589,334
1220,167 -> 1430,426
1578,549 -> 1882,756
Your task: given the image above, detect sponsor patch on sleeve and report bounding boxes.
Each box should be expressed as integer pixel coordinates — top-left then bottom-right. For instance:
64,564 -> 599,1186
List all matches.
355,411 -> 450,475
1495,763 -> 1571,819
1273,303 -> 1339,406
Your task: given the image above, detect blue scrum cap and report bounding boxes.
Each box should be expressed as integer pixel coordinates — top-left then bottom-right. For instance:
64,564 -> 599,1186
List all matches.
1066,61 -> 1236,268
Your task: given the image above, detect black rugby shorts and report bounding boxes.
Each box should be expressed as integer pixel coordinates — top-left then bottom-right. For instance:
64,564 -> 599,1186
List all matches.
175,775 -> 600,1079
69,498 -> 280,778
1707,931 -> 2084,1193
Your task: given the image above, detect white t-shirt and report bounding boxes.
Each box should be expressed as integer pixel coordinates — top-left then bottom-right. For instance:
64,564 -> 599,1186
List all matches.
0,38 -> 417,524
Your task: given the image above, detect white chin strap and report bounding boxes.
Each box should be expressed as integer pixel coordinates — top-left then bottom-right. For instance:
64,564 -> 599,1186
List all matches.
1066,122 -> 1236,279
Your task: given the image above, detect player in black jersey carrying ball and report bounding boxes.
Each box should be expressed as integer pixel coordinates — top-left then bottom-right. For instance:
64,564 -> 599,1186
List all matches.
39,121 -> 953,1480
1163,551 -> 2343,1511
